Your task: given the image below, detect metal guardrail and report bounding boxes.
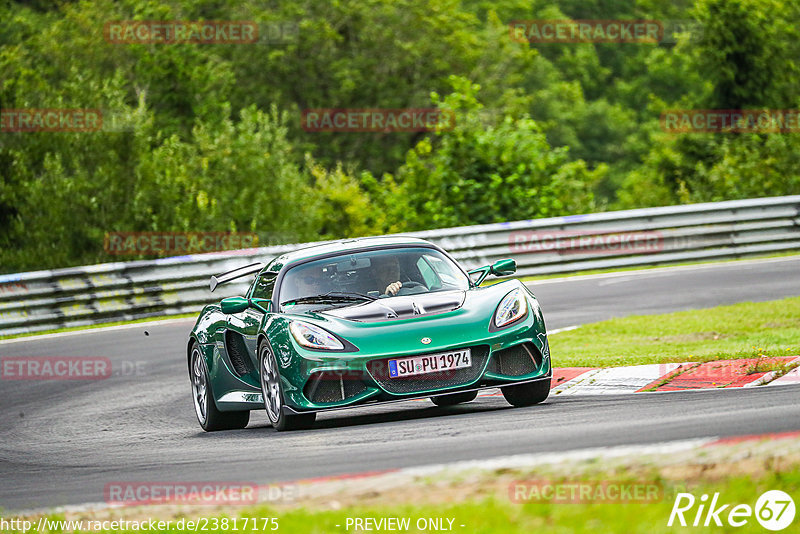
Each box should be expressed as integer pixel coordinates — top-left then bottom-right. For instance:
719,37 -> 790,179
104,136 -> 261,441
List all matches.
1,195 -> 798,336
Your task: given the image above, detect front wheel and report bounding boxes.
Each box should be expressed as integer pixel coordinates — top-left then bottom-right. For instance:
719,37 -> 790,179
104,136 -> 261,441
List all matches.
190,343 -> 250,431
431,390 -> 478,406
501,377 -> 551,407
258,340 -> 316,431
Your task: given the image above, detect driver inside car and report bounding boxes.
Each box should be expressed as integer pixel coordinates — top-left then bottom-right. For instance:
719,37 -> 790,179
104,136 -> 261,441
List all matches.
294,267 -> 327,297
372,256 -> 403,296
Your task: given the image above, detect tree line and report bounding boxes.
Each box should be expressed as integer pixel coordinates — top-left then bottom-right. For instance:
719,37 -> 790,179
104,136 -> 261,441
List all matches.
1,0 -> 798,273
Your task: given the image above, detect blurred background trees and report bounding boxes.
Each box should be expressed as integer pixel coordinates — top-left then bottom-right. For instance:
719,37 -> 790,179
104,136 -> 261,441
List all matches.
1,0 -> 798,272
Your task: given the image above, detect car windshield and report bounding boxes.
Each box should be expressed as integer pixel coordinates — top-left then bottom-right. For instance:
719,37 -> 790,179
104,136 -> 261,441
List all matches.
279,246 -> 470,311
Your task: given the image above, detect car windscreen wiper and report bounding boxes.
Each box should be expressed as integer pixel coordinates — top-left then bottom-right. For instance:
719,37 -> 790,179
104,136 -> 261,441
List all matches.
321,291 -> 377,301
281,293 -> 372,306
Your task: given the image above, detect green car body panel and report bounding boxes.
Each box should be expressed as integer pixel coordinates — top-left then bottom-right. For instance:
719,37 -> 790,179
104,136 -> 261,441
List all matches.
187,236 -> 551,416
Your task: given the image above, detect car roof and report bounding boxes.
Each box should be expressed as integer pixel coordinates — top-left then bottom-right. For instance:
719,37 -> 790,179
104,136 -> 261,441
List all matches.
264,236 -> 437,273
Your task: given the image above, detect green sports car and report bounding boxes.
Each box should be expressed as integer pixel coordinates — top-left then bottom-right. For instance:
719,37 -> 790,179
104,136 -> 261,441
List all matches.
187,236 -> 551,431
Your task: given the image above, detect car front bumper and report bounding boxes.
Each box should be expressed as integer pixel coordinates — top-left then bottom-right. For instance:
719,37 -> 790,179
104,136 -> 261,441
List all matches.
213,290 -> 551,413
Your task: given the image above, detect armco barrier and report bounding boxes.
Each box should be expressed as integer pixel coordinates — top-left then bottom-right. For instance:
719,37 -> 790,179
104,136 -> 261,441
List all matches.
1,196 -> 799,336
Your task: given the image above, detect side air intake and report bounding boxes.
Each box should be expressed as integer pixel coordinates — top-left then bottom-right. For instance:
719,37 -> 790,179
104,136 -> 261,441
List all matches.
225,331 -> 254,376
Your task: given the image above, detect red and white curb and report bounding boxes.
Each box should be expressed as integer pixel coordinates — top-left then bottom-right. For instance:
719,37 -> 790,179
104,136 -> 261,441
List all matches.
476,356 -> 800,398
759,360 -> 800,386
550,362 -> 688,395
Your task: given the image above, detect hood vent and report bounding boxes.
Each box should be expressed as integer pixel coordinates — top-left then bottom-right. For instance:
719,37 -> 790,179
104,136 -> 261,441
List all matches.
323,291 -> 465,323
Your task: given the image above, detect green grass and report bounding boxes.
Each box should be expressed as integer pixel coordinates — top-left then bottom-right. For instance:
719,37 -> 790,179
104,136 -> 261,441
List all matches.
11,470 -> 798,533
552,296 -> 800,367
258,473 -> 798,534
239,475 -> 795,534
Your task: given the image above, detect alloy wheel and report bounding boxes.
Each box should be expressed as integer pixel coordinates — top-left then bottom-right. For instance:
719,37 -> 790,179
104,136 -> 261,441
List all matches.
259,344 -> 282,423
191,347 -> 208,424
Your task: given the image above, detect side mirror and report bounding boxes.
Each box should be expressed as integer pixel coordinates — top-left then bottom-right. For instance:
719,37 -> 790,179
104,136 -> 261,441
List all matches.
220,296 -> 249,314
490,258 -> 517,276
468,258 -> 517,286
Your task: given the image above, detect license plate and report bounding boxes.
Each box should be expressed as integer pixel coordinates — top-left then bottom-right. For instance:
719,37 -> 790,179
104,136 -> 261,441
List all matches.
388,349 -> 472,378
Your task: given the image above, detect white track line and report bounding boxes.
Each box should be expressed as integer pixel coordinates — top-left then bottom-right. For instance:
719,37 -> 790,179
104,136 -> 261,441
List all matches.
548,325 -> 580,335
0,317 -> 195,345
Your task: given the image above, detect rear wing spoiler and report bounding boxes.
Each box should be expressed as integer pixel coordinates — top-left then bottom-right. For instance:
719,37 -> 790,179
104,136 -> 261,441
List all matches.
209,262 -> 265,292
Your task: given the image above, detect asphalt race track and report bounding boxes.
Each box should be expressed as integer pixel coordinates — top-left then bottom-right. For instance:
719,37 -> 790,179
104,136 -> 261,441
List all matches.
1,256 -> 799,511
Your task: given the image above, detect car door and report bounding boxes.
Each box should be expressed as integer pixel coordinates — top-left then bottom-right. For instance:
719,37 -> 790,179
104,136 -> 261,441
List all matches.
223,273 -> 276,378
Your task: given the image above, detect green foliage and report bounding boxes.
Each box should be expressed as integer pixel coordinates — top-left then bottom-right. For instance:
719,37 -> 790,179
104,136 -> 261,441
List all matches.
133,105 -> 316,241
225,0 -> 488,176
615,0 -> 800,207
306,161 -> 385,240
694,0 -> 799,109
1,0 -> 799,273
393,77 -> 604,229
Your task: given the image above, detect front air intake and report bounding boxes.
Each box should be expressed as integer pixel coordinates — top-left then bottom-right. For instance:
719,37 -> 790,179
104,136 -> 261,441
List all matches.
486,342 -> 541,377
303,372 -> 368,404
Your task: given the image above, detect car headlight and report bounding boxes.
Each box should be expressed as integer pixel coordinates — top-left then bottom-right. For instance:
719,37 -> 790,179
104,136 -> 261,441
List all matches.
289,321 -> 344,350
494,288 -> 528,328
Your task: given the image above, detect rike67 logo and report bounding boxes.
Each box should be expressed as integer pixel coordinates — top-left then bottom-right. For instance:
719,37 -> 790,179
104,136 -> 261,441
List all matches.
669,490 -> 795,531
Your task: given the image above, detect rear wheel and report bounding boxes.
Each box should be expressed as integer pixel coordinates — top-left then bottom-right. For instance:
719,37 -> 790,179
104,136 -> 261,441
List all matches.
258,340 -> 316,431
430,390 -> 478,406
190,343 -> 250,431
501,377 -> 551,407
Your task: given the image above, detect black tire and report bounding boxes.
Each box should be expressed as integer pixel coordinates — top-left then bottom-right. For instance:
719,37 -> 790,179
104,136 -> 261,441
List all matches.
501,377 -> 551,407
258,340 -> 316,431
190,342 -> 250,431
430,390 -> 478,406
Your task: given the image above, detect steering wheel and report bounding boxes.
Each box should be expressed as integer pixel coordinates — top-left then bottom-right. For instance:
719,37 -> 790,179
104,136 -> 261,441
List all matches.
396,281 -> 425,296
